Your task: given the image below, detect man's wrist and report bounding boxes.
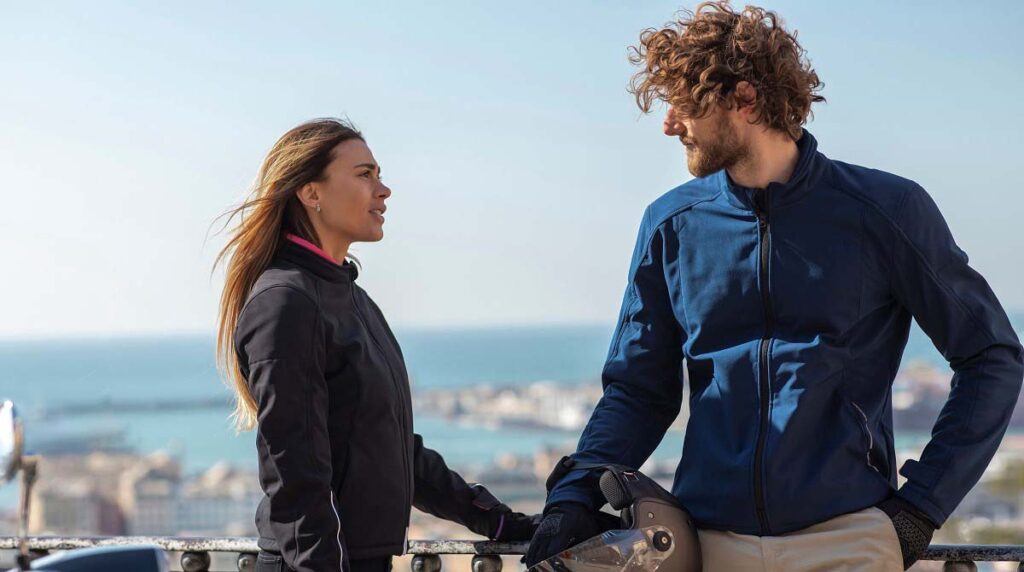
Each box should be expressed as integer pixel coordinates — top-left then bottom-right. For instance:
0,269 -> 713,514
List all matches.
546,488 -> 599,511
877,494 -> 937,570
878,495 -> 938,530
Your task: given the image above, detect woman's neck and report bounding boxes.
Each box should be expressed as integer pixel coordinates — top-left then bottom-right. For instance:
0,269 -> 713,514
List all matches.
285,233 -> 349,265
316,233 -> 350,264
306,220 -> 351,263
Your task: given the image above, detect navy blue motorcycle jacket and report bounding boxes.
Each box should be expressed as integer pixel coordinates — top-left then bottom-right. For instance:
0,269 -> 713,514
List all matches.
548,131 -> 1023,535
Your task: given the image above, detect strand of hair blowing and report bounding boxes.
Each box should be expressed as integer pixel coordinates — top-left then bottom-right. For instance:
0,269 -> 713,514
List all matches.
629,1 -> 825,140
212,118 -> 363,431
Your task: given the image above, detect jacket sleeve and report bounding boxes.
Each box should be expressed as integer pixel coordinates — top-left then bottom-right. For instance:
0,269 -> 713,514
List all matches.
548,207 -> 685,509
889,184 -> 1024,526
236,286 -> 346,572
411,433 -> 507,538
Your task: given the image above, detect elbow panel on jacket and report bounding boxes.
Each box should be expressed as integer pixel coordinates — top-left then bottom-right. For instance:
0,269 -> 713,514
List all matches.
889,185 -> 1024,526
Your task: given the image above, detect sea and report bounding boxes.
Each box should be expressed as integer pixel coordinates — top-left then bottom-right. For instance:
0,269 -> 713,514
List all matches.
0,316 -> 1021,510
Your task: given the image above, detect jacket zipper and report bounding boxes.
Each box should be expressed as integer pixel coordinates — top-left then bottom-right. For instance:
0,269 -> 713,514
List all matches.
351,292 -> 413,521
753,191 -> 774,535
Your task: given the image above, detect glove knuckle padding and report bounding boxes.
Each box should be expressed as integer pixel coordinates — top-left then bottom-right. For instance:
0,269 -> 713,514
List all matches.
469,484 -> 502,511
536,513 -> 564,537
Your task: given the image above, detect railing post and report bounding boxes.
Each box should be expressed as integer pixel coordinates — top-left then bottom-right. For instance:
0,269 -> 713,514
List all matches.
471,554 -> 502,572
238,552 -> 258,571
411,554 -> 442,572
943,561 -> 977,572
181,550 -> 212,572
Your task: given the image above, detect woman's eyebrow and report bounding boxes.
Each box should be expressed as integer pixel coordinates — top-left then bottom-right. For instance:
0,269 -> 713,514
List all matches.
352,162 -> 379,172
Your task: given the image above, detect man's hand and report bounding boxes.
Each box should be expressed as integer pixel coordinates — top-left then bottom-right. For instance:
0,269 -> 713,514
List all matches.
524,502 -> 618,568
877,496 -> 937,570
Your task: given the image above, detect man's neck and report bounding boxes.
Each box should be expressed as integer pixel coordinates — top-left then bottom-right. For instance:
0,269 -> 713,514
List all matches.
727,129 -> 800,190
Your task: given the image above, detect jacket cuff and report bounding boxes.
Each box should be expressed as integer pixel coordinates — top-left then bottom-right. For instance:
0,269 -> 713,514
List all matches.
896,460 -> 947,527
464,484 -> 509,537
546,487 -> 601,511
895,485 -> 945,528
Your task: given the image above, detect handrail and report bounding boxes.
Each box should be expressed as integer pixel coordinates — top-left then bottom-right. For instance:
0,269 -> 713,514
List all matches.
1,536 -> 1022,571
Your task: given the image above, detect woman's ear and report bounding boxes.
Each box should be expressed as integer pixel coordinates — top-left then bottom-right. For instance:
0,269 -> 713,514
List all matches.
296,183 -> 320,209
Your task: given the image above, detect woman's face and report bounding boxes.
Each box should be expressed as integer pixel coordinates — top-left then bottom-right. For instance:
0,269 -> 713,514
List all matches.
315,138 -> 391,245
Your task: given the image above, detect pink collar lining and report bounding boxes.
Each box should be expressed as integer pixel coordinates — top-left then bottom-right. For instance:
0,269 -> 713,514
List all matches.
284,233 -> 340,265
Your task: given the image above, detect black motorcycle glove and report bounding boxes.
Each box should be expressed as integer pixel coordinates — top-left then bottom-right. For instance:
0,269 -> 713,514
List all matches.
487,509 -> 542,541
877,496 -> 937,570
467,484 -> 541,541
523,502 -> 619,568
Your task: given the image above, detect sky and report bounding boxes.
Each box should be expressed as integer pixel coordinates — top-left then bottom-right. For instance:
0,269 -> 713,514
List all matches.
1,1 -> 1022,338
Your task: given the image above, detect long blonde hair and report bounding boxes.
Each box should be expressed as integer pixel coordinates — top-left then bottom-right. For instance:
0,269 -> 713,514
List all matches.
214,118 -> 364,431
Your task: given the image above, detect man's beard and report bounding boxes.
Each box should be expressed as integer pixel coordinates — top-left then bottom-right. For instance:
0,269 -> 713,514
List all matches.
684,115 -> 749,178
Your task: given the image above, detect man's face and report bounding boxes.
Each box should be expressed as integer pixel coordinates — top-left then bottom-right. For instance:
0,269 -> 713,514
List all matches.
663,104 -> 748,178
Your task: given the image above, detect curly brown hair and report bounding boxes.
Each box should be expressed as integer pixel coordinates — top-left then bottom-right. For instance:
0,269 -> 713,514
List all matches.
629,1 -> 824,140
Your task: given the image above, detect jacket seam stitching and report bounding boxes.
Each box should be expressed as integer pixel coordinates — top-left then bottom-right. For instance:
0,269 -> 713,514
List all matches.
647,192 -> 722,236
241,284 -> 319,317
298,281 -> 332,565
247,357 -> 288,366
832,183 -> 998,346
887,185 -> 915,283
609,196 -> 716,359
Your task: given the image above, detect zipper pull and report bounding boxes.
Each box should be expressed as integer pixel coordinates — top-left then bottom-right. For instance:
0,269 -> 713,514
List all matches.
752,189 -> 770,222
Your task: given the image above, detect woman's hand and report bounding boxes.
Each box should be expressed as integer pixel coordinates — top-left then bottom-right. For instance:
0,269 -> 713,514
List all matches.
468,483 -> 540,540
487,508 -> 541,541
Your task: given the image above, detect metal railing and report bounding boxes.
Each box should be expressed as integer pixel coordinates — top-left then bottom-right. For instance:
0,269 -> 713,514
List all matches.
2,536 -> 1024,571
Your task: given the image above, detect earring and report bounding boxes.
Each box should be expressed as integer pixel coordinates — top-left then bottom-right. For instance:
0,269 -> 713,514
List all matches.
315,204 -> 321,213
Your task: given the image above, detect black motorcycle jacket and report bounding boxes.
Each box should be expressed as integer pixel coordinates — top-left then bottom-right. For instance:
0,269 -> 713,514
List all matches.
235,238 -> 510,570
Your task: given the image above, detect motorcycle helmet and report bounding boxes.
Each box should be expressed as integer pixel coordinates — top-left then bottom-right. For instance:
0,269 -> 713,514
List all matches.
530,462 -> 701,572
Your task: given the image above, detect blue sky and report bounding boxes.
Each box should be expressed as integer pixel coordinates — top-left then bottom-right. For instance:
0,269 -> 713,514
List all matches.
1,1 -> 1021,338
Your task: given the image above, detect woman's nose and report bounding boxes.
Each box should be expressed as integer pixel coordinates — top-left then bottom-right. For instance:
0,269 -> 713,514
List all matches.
378,181 -> 392,198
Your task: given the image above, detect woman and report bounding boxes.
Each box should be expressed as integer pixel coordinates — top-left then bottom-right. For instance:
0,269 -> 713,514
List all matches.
215,118 -> 537,572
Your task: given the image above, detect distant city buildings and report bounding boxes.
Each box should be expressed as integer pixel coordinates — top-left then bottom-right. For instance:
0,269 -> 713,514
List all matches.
418,360 -> 1023,434
176,463 -> 262,536
14,359 -> 1024,547
29,452 -> 260,537
415,379 -> 689,433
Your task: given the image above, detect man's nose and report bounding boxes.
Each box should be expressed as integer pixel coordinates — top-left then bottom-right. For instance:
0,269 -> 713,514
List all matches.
663,107 -> 686,137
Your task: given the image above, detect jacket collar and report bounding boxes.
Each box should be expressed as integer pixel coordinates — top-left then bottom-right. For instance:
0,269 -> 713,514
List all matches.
719,129 -> 826,212
276,236 -> 358,283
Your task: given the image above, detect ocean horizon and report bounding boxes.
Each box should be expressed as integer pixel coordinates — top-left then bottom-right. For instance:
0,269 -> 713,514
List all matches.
1,317 -> 1021,510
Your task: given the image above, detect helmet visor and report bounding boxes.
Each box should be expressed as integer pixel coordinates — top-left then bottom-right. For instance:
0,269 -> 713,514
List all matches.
530,526 -> 676,572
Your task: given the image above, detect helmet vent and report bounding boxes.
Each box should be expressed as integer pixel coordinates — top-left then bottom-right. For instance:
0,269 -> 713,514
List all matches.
600,470 -> 631,510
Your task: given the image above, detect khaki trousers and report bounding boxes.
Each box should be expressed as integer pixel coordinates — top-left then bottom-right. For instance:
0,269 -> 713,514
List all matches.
698,508 -> 904,572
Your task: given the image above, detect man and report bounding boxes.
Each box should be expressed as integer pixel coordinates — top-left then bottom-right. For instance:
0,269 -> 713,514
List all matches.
526,2 -> 1024,571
